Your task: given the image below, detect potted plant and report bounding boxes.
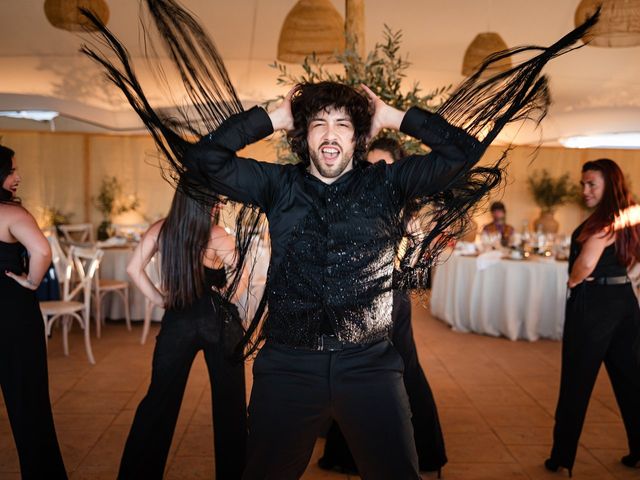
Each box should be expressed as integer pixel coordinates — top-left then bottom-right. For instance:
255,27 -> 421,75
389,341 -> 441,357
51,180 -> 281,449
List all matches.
93,176 -> 140,240
527,169 -> 578,233
266,26 -> 449,162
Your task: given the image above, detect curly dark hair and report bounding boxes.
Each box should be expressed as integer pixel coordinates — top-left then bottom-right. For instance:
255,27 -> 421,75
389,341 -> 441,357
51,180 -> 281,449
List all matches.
288,82 -> 372,166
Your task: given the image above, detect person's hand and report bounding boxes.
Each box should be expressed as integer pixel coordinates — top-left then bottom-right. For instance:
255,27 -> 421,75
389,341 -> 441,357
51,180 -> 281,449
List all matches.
361,84 -> 405,140
268,87 -> 295,132
5,271 -> 38,290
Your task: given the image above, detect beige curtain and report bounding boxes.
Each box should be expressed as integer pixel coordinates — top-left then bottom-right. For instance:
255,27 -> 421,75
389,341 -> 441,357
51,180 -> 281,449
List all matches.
1,128 -> 638,237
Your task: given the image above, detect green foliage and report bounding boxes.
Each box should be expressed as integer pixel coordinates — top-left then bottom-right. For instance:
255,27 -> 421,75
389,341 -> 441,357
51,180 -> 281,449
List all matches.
41,207 -> 73,227
527,169 -> 579,211
266,26 -> 450,163
93,176 -> 139,221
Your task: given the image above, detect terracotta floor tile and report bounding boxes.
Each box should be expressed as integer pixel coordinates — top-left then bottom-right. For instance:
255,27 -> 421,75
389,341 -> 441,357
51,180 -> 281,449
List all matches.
445,432 -> 515,463
493,426 -> 553,446
78,424 -> 129,468
2,304 -> 635,479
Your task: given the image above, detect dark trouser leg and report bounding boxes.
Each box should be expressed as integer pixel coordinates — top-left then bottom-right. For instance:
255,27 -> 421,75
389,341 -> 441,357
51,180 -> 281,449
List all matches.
242,345 -> 332,480
118,318 -> 198,480
0,300 -> 67,480
604,285 -> 640,456
319,421 -> 357,471
392,291 -> 447,470
332,340 -> 421,480
550,285 -> 617,468
202,329 -> 247,480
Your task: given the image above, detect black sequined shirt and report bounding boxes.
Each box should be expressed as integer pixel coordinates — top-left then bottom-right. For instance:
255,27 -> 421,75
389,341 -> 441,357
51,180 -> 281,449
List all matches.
185,106 -> 481,348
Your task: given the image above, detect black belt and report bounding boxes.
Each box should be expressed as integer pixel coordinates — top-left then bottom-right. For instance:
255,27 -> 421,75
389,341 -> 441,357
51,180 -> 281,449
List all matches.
586,275 -> 631,285
269,334 -> 379,352
316,334 -> 365,351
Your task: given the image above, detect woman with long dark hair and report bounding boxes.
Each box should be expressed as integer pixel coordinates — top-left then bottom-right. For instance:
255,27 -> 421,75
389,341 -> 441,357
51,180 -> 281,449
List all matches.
0,145 -> 67,479
120,188 -> 248,479
546,158 -> 640,476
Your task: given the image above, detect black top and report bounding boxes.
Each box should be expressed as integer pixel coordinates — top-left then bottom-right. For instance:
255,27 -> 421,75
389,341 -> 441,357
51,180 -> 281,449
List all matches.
185,106 -> 481,348
0,239 -> 26,274
164,265 -> 226,333
569,222 -> 627,278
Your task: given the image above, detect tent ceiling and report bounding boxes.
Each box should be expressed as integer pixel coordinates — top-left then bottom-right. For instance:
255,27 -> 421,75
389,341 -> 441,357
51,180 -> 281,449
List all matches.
0,0 -> 638,144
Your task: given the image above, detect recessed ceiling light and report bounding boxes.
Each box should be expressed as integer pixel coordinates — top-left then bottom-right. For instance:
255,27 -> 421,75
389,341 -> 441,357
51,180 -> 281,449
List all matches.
0,110 -> 59,122
559,132 -> 640,149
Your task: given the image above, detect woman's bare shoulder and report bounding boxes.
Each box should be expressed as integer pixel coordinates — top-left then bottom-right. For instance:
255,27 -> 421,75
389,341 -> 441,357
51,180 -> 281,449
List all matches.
0,203 -> 31,222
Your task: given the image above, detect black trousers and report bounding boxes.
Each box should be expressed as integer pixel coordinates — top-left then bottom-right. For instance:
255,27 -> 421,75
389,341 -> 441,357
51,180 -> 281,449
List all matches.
550,282 -> 640,468
242,339 -> 421,480
0,279 -> 67,480
321,292 -> 447,471
118,312 -> 246,480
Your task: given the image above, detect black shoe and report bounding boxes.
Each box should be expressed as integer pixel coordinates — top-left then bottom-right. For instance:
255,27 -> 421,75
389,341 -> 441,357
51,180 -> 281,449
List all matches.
544,458 -> 572,477
621,453 -> 640,468
317,456 -> 359,475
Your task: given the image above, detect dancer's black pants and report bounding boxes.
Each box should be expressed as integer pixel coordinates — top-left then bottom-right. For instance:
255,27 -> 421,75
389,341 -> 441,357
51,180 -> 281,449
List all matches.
242,339 -> 421,480
551,283 -> 640,467
118,314 -> 246,480
321,292 -> 447,471
0,280 -> 67,480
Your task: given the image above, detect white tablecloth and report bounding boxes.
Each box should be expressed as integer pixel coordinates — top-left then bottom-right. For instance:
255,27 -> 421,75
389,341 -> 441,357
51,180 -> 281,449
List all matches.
100,247 -> 164,321
431,253 -> 568,340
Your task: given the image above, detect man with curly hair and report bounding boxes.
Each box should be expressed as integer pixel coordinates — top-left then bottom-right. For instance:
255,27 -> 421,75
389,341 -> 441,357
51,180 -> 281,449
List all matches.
184,81 -> 479,479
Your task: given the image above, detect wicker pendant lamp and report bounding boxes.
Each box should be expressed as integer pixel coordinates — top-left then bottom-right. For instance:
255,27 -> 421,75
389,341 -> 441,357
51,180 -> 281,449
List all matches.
277,0 -> 345,63
461,32 -> 512,77
44,0 -> 110,32
575,0 -> 640,47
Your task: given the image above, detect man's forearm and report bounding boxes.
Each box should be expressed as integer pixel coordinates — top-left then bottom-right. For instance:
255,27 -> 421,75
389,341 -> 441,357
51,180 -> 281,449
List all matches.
182,106 -> 277,209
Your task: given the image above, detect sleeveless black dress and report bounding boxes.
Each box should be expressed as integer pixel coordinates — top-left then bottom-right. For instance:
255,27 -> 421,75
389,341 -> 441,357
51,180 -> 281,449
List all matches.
0,240 -> 67,479
549,223 -> 640,469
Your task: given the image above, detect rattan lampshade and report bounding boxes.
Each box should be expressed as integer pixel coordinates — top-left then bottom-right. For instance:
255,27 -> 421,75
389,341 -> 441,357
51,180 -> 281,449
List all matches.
44,0 -> 109,32
461,32 -> 512,77
277,0 -> 345,63
575,0 -> 640,47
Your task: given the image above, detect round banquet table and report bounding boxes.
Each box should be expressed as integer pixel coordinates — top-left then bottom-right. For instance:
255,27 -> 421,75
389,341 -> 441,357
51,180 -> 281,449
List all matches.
430,253 -> 569,341
99,246 -> 164,322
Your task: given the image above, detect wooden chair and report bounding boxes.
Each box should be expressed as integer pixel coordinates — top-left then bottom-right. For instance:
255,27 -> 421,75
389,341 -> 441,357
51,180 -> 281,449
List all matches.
59,223 -> 94,243
141,253 -> 163,344
40,246 -> 102,364
93,263 -> 131,338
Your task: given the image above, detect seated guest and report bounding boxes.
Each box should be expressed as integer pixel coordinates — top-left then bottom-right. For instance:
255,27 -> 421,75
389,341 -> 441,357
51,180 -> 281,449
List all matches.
482,201 -> 514,246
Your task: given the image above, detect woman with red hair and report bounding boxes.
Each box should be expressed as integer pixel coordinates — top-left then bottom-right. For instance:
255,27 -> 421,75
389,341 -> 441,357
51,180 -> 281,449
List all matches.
546,159 -> 640,475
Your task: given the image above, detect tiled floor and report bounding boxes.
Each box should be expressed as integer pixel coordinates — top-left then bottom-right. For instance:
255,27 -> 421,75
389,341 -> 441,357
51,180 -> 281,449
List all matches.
1,299 -> 638,479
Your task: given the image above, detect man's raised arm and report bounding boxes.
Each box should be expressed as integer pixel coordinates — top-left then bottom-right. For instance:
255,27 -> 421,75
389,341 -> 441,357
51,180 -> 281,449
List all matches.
184,91 -> 294,212
361,85 -> 482,202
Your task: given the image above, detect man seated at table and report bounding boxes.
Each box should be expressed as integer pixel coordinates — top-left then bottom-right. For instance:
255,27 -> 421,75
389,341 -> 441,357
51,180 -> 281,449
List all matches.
482,201 -> 514,247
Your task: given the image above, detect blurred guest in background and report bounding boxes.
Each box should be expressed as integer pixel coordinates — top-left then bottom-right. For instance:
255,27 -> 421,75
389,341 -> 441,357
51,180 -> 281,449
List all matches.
482,201 -> 514,246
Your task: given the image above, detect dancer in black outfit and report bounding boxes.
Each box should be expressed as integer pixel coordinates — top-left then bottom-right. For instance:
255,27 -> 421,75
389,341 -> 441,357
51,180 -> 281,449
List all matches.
0,145 -> 67,480
546,159 -> 640,476
79,2 -> 599,478
319,137 -> 447,475
119,190 -> 248,479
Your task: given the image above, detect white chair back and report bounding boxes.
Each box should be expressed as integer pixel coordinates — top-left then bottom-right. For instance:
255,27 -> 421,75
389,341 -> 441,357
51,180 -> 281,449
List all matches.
59,223 -> 94,243
67,246 -> 104,304
45,231 -> 72,293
